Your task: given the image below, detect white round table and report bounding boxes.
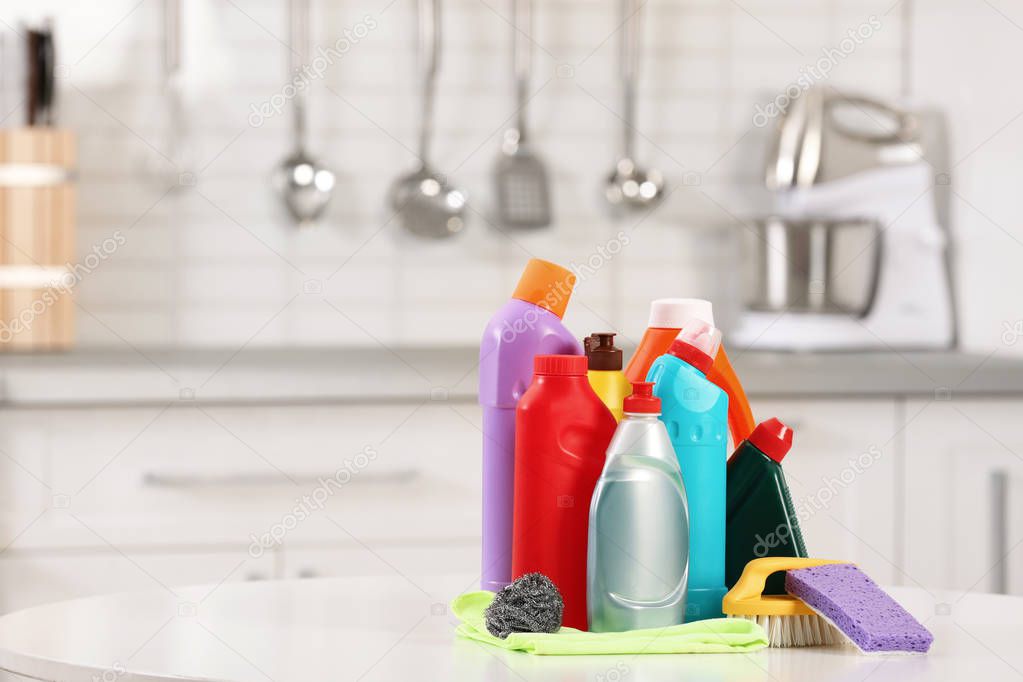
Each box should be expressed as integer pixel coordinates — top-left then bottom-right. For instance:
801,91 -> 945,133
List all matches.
0,575 -> 1016,681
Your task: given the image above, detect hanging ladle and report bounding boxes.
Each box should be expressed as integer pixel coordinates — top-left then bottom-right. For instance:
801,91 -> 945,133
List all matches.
605,0 -> 663,210
388,0 -> 466,238
275,0 -> 335,226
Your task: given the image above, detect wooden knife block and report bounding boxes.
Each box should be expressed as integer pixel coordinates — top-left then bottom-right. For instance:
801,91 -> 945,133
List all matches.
0,128 -> 75,351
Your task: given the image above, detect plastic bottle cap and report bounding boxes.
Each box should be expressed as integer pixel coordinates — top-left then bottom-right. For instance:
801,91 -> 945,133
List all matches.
583,332 -> 623,371
647,298 -> 715,329
534,354 -> 587,376
668,320 -> 722,373
748,417 -> 794,463
623,381 -> 660,414
511,259 -> 577,319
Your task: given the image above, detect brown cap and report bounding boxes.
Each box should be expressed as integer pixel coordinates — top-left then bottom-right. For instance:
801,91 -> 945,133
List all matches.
584,332 -> 622,371
511,259 -> 577,319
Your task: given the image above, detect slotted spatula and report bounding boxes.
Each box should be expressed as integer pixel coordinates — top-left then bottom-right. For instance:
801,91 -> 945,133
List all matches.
493,0 -> 551,229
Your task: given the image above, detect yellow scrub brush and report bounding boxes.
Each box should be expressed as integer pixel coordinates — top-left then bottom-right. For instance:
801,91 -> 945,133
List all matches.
722,557 -> 847,647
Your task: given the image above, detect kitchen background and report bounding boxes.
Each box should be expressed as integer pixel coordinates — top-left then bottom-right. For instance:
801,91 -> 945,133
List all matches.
0,0 -> 916,345
0,0 -> 1020,620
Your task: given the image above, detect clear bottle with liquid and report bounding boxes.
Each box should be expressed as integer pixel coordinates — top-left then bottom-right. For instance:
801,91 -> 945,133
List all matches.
587,382 -> 689,632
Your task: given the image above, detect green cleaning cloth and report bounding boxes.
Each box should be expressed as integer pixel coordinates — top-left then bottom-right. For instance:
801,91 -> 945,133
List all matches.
451,591 -> 768,655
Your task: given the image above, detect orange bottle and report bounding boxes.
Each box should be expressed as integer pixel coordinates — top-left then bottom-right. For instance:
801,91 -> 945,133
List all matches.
624,299 -> 756,446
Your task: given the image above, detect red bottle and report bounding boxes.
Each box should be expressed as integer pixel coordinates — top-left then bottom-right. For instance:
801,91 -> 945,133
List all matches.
511,354 -> 617,630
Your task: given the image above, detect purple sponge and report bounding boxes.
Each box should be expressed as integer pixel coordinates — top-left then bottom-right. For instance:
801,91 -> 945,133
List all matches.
785,563 -> 933,653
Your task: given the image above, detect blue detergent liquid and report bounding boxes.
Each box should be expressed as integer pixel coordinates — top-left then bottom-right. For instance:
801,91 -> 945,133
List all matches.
647,354 -> 728,621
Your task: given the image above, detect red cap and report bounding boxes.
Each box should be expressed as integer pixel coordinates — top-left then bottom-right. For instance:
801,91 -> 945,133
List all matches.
668,339 -> 713,373
623,382 -> 660,414
748,417 -> 794,463
534,354 -> 586,376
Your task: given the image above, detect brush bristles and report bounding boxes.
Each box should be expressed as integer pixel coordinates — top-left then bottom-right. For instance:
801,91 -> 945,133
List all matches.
728,614 -> 843,648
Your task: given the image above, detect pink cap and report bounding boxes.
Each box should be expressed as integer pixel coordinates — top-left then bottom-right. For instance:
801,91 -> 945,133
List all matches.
647,298 -> 715,329
668,320 -> 722,373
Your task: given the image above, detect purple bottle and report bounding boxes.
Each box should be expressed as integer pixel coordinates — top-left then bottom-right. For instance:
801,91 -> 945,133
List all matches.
478,259 -> 582,591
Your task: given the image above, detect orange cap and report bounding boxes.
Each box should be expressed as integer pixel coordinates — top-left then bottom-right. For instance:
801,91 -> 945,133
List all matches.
511,259 -> 577,319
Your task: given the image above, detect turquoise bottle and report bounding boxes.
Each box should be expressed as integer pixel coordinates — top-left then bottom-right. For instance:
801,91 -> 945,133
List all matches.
646,320 -> 728,621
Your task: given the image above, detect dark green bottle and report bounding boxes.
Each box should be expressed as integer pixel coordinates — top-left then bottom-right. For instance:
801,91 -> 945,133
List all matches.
726,418 -> 807,595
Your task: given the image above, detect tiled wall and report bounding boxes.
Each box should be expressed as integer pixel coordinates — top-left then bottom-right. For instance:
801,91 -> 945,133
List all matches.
4,0 -> 909,348
909,0 -> 1023,355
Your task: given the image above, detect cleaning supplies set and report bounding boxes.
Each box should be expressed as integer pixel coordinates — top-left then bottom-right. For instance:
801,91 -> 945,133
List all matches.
460,257 -> 932,656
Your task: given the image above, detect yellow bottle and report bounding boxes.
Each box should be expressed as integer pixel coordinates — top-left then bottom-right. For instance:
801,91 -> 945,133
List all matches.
584,333 -> 632,422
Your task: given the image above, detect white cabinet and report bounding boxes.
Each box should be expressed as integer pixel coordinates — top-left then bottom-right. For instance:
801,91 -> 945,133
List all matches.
0,401 -> 483,612
751,400 -> 900,584
0,549 -> 276,614
280,543 -> 479,591
6,403 -> 481,550
0,411 -> 53,542
279,543 -> 480,611
903,399 -> 1023,594
11,391 -> 1023,613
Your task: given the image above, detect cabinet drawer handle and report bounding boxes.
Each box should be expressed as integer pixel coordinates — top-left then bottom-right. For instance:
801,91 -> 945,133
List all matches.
991,469 -> 1009,595
142,469 -> 420,488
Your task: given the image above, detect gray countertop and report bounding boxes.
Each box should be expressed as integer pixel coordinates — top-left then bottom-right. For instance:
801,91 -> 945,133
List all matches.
0,347 -> 1018,407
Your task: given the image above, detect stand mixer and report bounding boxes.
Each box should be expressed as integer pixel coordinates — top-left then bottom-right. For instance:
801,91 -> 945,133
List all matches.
732,89 -> 957,351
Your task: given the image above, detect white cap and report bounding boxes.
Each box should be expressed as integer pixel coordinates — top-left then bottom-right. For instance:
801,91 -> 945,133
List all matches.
647,298 -> 715,329
675,319 -> 723,359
